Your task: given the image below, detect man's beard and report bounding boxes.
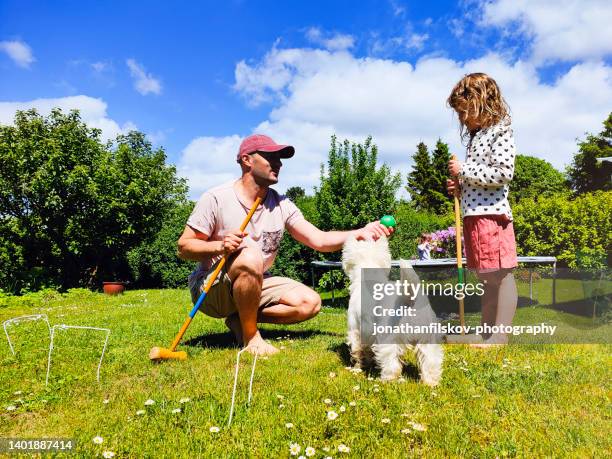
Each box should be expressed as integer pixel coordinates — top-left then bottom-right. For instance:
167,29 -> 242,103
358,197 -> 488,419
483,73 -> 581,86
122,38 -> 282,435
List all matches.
253,170 -> 279,186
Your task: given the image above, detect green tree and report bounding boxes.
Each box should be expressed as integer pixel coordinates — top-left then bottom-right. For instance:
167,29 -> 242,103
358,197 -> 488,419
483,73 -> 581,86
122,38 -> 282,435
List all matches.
0,109 -> 187,293
315,135 -> 401,233
406,142 -> 435,211
429,140 -> 453,214
567,112 -> 612,194
285,186 -> 306,202
511,154 -> 569,203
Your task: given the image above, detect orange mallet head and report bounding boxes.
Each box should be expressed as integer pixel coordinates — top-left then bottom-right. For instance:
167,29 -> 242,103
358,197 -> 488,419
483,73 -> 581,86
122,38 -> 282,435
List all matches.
149,346 -> 187,361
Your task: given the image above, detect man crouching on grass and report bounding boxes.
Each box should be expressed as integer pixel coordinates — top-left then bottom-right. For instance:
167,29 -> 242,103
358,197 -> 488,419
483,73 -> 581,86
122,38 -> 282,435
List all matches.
177,134 -> 392,356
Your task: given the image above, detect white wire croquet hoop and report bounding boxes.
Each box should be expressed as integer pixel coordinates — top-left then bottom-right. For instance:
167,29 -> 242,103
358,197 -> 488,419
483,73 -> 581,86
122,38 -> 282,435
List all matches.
45,325 -> 111,386
228,348 -> 258,426
3,314 -> 52,355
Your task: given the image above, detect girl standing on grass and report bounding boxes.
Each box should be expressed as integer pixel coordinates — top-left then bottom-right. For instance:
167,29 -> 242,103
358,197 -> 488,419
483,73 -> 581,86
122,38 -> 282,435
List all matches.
446,72 -> 518,347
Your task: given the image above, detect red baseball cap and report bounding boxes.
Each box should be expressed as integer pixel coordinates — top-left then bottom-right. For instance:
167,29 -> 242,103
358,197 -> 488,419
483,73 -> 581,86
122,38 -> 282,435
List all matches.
236,134 -> 295,162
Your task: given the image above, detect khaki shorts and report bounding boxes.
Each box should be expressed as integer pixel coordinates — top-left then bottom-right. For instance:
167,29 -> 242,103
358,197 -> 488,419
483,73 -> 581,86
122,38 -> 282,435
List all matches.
188,262 -> 303,319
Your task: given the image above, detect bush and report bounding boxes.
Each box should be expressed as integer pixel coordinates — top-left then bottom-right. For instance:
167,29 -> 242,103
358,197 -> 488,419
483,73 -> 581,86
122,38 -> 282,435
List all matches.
127,201 -> 197,288
388,202 -> 454,260
268,195 -> 322,285
513,191 -> 611,270
429,226 -> 459,259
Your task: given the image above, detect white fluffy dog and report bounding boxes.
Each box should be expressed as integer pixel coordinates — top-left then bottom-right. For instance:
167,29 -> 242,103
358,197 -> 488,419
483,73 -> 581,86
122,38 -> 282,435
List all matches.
342,236 -> 444,386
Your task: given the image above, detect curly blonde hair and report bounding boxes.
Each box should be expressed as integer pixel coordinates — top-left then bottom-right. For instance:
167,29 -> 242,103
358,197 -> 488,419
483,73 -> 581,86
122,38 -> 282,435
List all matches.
447,73 -> 510,142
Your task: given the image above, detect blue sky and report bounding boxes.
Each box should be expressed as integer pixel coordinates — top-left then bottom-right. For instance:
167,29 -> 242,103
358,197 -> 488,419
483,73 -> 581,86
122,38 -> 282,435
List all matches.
1,0 -> 611,198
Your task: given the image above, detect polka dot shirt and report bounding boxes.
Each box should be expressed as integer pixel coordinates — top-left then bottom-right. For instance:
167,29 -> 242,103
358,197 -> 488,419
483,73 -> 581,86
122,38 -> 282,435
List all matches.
459,118 -> 516,220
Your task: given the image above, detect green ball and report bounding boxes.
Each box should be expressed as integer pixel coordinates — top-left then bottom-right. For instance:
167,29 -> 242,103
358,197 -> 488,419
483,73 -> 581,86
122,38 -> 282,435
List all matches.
380,215 -> 396,228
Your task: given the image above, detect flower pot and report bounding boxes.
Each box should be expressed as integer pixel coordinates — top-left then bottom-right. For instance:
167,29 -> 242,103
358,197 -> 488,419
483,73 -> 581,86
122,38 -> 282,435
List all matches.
103,281 -> 125,295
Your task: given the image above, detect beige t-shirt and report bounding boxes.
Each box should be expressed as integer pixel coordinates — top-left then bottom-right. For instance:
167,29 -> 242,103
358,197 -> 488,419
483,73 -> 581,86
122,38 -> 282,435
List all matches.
186,181 -> 305,275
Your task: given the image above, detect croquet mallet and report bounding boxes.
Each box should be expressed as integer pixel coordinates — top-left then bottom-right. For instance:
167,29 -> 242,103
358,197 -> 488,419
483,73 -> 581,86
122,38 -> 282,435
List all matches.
451,154 -> 466,332
149,197 -> 262,361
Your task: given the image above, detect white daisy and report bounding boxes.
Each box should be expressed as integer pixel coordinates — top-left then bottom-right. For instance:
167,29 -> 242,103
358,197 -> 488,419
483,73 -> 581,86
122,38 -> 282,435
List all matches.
279,404 -> 285,409
339,405 -> 346,412
92,436 -> 103,444
179,397 -> 191,404
328,372 -> 336,378
144,399 -> 155,406
136,410 -> 145,415
103,399 -> 110,404
381,418 -> 391,424
338,444 -> 350,453
172,408 -> 181,414
13,391 -> 22,395
102,452 -> 115,458
373,388 -> 380,393
408,421 -> 427,431
322,446 -> 330,452
285,423 -> 294,428
6,405 -> 16,411
327,410 -> 338,421
349,401 -> 356,407
277,394 -> 285,400
209,426 -> 220,433
401,428 -> 411,434
323,398 -> 332,405
289,442 -> 301,456
305,446 -> 316,457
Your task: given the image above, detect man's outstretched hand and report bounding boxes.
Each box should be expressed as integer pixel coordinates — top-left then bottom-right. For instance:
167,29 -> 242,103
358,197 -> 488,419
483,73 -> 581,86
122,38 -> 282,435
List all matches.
355,221 -> 394,241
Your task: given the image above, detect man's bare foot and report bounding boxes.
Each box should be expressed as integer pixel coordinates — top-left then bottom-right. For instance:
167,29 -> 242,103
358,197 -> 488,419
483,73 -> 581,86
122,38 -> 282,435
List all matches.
244,331 -> 279,356
470,334 -> 508,348
224,314 -> 243,345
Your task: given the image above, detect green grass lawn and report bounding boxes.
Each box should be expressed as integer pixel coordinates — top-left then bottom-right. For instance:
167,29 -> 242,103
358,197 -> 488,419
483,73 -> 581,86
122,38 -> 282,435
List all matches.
0,287 -> 610,458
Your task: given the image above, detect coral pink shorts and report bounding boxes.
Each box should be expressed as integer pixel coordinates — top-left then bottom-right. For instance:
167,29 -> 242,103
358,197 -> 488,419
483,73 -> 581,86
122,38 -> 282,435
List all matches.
463,215 -> 518,271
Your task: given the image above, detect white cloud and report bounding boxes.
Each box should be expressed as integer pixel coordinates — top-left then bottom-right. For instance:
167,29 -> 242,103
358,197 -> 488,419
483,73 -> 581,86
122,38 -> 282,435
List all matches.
0,40 -> 35,68
305,27 -> 355,51
481,0 -> 612,63
177,135 -> 243,198
91,61 -> 109,73
406,33 -> 429,51
368,31 -> 429,57
182,43 -> 611,198
0,95 -> 136,142
126,58 -> 162,95
389,0 -> 405,17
